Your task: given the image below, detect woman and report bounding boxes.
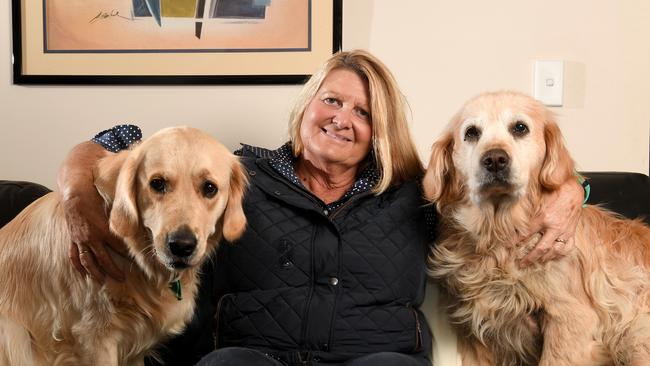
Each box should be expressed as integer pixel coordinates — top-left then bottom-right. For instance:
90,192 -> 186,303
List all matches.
59,50 -> 583,365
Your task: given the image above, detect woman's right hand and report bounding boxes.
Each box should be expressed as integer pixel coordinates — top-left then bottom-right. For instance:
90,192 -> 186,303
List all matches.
58,141 -> 127,283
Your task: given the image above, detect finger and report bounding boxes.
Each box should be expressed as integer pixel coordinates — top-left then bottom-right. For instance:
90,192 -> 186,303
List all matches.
538,233 -> 563,263
92,240 -> 126,282
516,225 -> 543,244
520,230 -> 556,266
78,248 -> 106,283
547,237 -> 574,260
69,243 -> 87,277
539,245 -> 559,263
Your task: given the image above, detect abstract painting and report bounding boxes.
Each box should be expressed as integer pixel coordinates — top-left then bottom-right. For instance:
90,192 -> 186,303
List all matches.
12,0 -> 342,84
46,0 -> 307,52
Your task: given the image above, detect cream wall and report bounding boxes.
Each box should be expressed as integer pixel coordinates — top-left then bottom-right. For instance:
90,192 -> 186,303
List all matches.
1,0 -> 649,189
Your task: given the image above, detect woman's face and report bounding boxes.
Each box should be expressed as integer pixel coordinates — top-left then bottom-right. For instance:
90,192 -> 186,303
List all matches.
299,68 -> 373,171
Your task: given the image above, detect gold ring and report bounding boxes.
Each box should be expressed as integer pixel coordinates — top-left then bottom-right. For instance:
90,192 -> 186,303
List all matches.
555,238 -> 567,244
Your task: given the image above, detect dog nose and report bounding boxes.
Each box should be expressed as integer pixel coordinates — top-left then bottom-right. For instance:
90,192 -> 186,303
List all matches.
167,226 -> 197,258
481,149 -> 510,173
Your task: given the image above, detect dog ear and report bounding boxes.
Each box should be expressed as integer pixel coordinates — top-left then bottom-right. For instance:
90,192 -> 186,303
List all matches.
94,151 -> 129,205
108,149 -> 142,239
422,131 -> 460,210
539,119 -> 575,190
222,159 -> 248,242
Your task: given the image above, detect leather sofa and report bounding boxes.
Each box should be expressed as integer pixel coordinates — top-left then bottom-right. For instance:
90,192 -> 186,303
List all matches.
0,180 -> 51,228
1,172 -> 649,366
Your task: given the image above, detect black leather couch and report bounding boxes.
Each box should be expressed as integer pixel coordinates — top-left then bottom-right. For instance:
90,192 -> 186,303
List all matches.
0,180 -> 51,228
1,172 -> 649,229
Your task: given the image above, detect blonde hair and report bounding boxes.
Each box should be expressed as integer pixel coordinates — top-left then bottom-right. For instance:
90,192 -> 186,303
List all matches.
288,49 -> 423,194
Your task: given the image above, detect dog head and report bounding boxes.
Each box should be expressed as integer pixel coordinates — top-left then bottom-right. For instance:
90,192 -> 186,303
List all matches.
96,126 -> 247,275
423,91 -> 574,211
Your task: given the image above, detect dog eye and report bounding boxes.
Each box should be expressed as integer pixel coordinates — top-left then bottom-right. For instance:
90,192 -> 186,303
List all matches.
511,121 -> 529,137
202,181 -> 218,198
464,126 -> 481,142
149,178 -> 167,193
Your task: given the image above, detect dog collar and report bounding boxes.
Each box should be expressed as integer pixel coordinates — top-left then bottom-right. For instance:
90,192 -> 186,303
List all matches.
169,277 -> 182,301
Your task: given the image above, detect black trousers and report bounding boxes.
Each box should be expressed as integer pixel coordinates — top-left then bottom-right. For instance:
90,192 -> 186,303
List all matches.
196,347 -> 430,366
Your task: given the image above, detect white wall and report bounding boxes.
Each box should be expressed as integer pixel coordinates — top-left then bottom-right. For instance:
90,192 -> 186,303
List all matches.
1,0 -> 649,189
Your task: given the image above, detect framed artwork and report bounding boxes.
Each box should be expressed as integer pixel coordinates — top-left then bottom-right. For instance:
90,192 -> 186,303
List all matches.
11,0 -> 342,85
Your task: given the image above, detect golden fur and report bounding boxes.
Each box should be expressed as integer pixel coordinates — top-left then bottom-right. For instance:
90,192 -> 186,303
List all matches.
424,91 -> 650,366
0,127 -> 248,365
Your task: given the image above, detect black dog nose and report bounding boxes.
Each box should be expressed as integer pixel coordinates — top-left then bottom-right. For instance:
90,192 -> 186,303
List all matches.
482,149 -> 510,173
167,226 -> 197,258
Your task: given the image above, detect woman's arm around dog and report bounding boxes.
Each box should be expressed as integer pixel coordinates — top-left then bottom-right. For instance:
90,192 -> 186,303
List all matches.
58,141 -> 127,282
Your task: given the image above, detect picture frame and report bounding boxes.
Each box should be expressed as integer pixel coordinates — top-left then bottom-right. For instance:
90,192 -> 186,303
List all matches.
11,0 -> 342,85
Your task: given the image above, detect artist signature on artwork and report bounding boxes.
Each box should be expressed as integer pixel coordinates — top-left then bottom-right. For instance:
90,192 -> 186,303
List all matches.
89,10 -> 133,23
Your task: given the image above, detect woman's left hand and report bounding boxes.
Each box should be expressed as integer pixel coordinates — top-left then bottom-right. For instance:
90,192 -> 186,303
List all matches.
519,178 -> 584,267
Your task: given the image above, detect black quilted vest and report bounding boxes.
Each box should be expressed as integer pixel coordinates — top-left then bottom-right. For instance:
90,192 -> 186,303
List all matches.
148,153 -> 432,365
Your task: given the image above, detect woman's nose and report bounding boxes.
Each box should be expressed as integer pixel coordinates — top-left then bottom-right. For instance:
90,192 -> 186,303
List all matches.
332,108 -> 353,129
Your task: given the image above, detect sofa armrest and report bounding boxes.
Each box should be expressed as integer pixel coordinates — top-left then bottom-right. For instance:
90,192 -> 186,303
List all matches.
0,180 -> 51,228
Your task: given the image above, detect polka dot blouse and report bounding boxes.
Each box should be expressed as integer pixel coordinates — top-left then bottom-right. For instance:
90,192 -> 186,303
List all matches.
91,124 -> 142,153
236,143 -> 380,212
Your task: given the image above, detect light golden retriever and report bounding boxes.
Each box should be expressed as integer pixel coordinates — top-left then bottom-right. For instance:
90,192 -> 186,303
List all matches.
424,91 -> 650,366
0,126 -> 247,365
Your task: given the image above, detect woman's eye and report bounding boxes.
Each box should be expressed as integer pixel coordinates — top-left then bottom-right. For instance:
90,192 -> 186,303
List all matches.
464,126 -> 481,142
323,97 -> 339,106
355,108 -> 370,119
202,181 -> 218,198
150,178 -> 167,193
512,121 -> 529,137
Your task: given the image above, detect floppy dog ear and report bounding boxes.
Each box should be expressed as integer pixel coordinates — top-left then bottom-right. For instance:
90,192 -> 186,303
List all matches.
222,160 -> 248,242
422,131 -> 461,210
94,151 -> 129,206
539,119 -> 575,190
108,149 -> 142,239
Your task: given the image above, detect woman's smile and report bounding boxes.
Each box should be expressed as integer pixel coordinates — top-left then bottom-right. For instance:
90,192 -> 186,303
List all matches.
320,127 -> 352,143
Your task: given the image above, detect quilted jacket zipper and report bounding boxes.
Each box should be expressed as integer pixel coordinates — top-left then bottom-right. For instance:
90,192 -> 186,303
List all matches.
212,293 -> 233,350
410,305 -> 423,352
299,226 -> 318,349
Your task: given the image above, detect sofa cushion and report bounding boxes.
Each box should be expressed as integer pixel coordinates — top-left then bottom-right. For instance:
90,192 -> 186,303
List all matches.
0,180 -> 51,228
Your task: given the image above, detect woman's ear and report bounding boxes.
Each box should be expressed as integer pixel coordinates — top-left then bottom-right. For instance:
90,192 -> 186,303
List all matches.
422,131 -> 460,210
539,119 -> 575,191
107,149 -> 142,239
222,159 -> 248,242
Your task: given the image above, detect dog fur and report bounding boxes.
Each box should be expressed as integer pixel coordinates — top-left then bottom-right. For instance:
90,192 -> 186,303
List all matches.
424,91 -> 650,366
0,126 -> 248,365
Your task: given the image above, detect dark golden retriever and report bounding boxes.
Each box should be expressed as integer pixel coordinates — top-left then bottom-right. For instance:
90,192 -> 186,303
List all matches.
424,91 -> 650,365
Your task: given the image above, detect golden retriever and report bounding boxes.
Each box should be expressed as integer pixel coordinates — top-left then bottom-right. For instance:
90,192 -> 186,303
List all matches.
424,91 -> 650,366
0,126 -> 247,365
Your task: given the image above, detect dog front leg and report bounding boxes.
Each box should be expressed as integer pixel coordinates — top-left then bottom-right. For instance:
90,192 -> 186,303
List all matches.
538,309 -> 607,366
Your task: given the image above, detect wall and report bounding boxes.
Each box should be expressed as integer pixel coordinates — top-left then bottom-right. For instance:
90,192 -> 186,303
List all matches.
1,0 -> 649,190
